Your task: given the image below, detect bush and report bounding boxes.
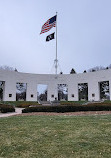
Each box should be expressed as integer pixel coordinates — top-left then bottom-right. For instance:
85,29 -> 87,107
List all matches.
16,104 -> 30,108
22,103 -> 111,113
60,102 -> 80,106
0,104 -> 15,113
16,102 -> 40,108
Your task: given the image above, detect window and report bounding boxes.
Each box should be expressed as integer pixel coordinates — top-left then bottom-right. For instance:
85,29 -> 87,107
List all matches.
31,94 -> 33,98
9,94 -> 12,97
51,94 -> 54,98
92,93 -> 95,97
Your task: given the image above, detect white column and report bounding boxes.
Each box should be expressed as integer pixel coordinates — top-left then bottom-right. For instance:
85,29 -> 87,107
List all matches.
88,81 -> 100,101
68,83 -> 78,101
26,82 -> 37,101
3,81 -> 16,101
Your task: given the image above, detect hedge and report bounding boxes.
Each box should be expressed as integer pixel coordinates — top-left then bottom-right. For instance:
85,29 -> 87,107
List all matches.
16,102 -> 40,108
0,104 -> 15,113
22,103 -> 111,113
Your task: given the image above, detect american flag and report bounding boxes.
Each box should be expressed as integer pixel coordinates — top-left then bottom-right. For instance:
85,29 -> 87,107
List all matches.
40,15 -> 56,34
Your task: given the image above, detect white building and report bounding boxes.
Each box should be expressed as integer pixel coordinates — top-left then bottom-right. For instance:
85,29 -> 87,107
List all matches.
0,69 -> 111,101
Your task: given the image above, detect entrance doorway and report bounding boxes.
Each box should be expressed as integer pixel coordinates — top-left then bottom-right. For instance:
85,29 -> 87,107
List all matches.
58,84 -> 68,101
16,83 -> 27,101
0,81 -> 5,101
99,81 -> 110,100
37,84 -> 48,101
78,83 -> 88,101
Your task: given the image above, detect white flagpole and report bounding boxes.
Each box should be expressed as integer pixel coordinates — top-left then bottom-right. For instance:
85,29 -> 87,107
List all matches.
55,12 -> 58,75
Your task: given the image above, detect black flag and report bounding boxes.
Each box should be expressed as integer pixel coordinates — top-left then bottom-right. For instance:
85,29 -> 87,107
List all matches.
46,32 -> 55,42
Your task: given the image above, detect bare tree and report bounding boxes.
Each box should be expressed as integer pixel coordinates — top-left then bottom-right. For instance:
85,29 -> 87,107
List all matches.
16,83 -> 27,101
78,83 -> 88,100
88,66 -> 105,72
100,81 -> 110,100
0,65 -> 18,72
58,84 -> 68,101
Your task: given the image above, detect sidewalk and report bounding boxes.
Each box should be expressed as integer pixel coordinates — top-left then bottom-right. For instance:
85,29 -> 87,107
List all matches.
0,108 -> 24,118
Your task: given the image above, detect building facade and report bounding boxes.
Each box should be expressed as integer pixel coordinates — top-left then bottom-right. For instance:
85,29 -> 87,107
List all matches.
0,69 -> 111,101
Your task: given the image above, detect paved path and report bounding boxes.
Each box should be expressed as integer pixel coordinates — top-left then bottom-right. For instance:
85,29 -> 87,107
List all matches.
0,108 -> 24,118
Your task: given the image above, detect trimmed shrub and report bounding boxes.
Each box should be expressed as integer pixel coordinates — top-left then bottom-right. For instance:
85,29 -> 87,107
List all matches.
60,101 -> 86,105
0,104 -> 15,113
22,103 -> 111,113
16,104 -> 30,108
16,102 -> 40,108
60,102 -> 79,106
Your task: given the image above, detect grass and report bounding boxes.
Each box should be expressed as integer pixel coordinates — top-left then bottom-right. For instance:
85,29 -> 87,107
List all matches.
0,115 -> 111,158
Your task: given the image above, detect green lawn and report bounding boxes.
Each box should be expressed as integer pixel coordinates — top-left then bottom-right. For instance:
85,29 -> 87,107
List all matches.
0,114 -> 111,158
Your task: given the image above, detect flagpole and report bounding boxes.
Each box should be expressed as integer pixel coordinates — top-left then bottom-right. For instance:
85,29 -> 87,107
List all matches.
55,12 -> 58,75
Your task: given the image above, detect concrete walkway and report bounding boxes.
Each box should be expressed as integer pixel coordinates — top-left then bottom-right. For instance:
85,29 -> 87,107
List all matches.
0,108 -> 24,118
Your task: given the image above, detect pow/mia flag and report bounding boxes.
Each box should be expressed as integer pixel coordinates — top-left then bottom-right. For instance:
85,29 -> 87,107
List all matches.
46,32 -> 55,42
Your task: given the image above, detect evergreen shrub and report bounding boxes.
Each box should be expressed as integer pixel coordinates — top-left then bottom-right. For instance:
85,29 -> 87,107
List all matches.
22,103 -> 111,113
16,102 -> 40,108
0,104 -> 15,113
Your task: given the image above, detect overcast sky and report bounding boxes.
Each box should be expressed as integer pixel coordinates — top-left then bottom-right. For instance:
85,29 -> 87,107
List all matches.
0,0 -> 111,74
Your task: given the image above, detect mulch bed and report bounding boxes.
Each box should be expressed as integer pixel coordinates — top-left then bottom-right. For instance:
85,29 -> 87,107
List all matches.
17,111 -> 111,116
